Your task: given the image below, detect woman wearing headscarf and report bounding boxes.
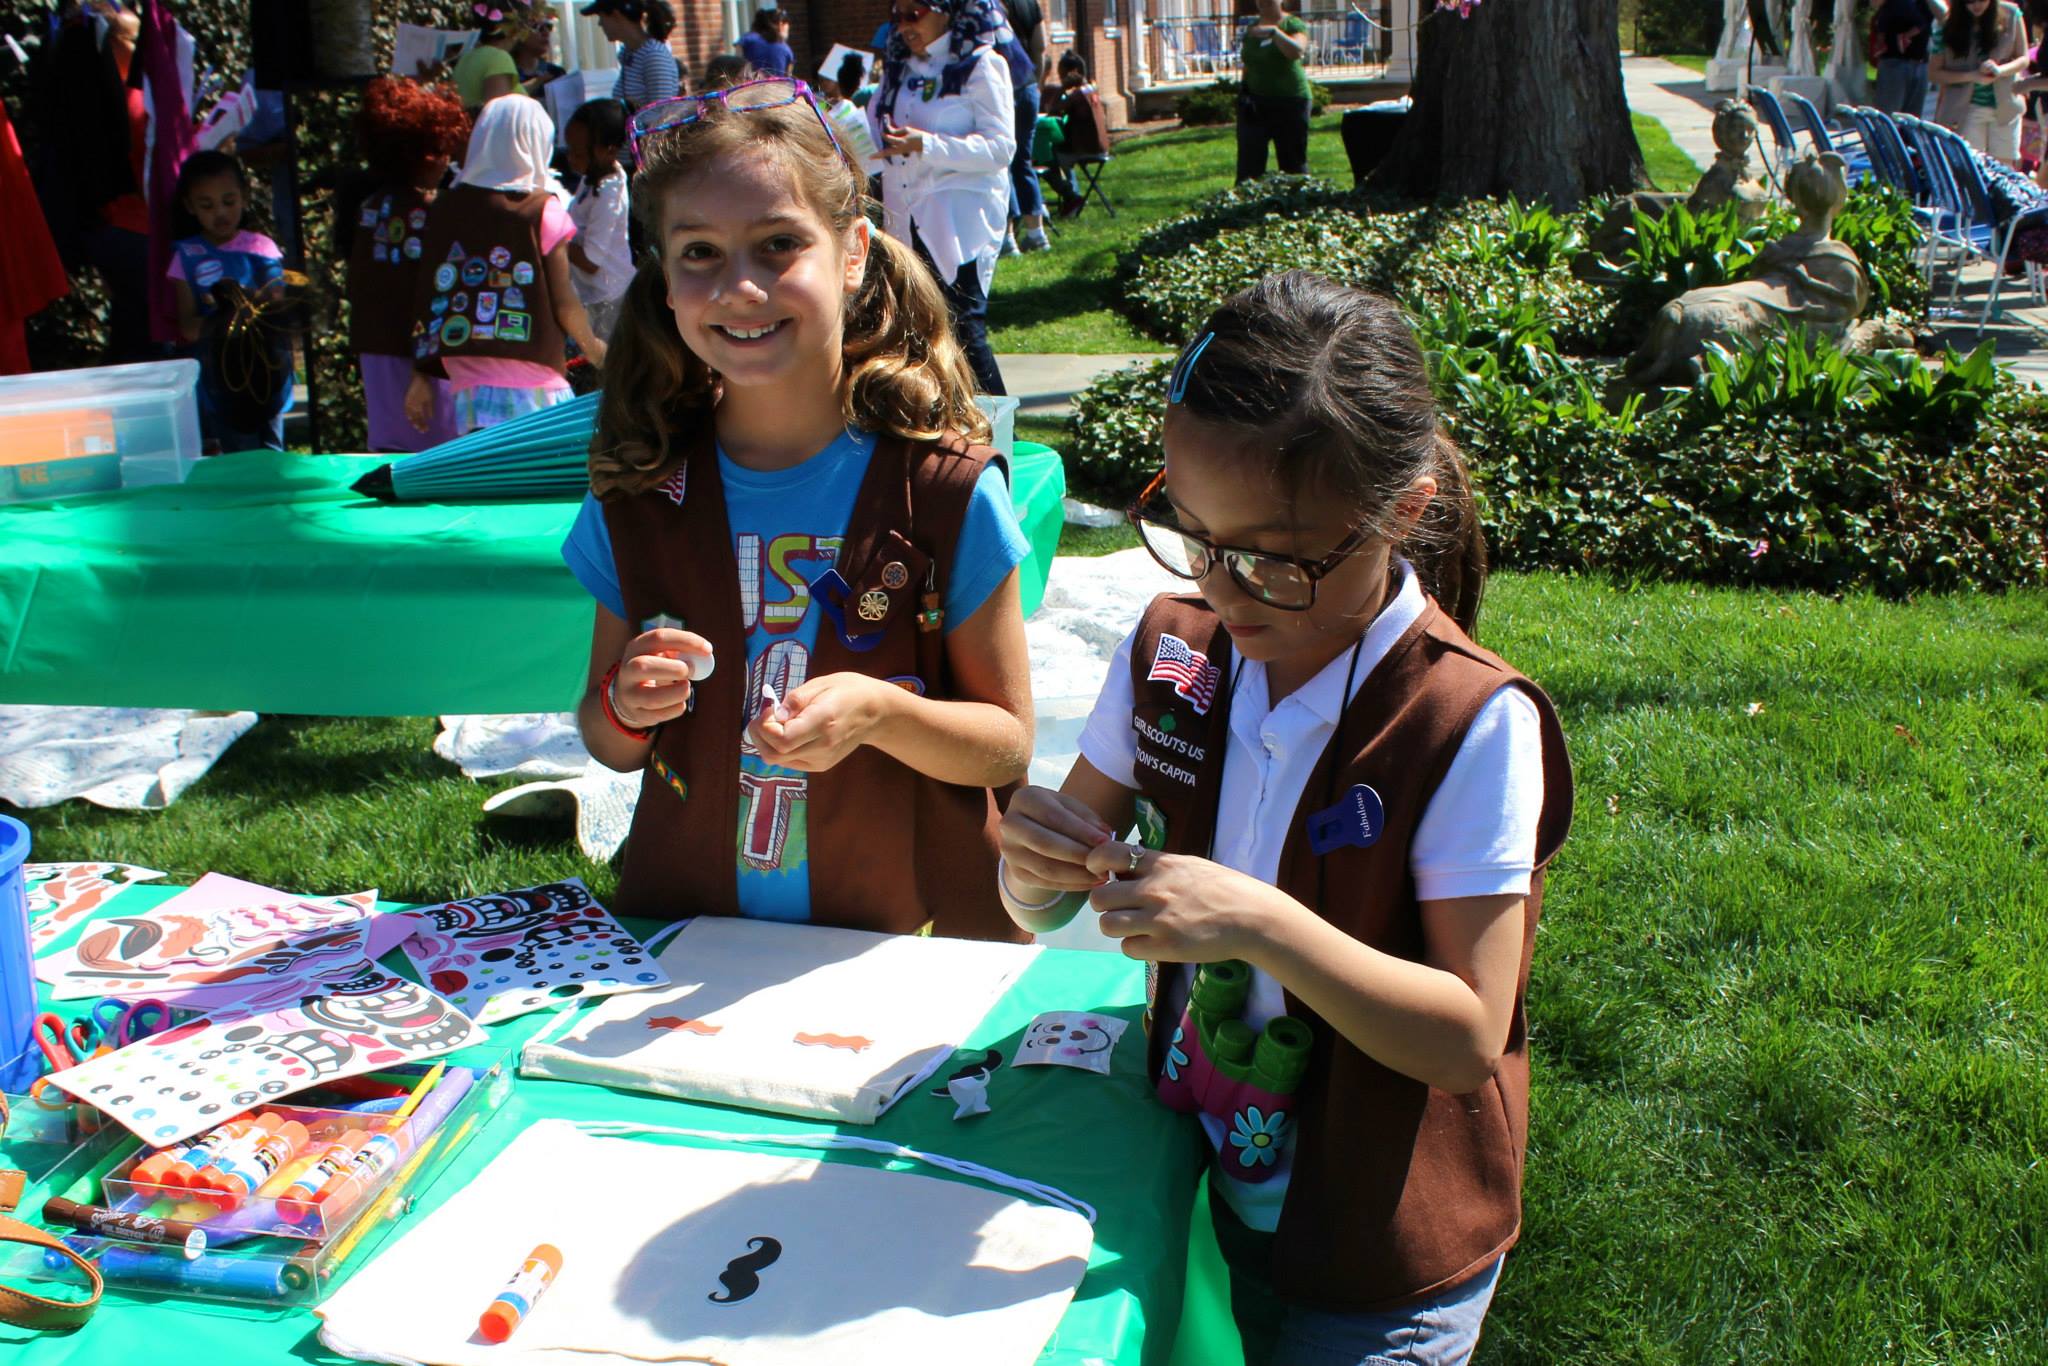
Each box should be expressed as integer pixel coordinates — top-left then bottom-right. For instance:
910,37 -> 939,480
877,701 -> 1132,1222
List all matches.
868,0 -> 1018,396
404,97 -> 608,435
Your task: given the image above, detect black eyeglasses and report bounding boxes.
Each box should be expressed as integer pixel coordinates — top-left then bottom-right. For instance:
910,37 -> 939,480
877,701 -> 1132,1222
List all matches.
1125,468 -> 1372,611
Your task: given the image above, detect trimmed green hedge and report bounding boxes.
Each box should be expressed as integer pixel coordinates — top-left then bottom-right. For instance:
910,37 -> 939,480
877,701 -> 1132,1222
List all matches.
1174,78 -> 1333,127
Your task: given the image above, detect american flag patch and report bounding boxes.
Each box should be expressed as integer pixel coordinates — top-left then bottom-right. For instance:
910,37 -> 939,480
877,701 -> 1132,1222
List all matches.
655,464 -> 688,506
1147,633 -> 1220,715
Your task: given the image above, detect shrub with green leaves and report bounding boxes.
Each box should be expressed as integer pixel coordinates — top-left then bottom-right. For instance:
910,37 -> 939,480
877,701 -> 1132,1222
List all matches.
1174,78 -> 1332,127
1064,358 -> 1174,506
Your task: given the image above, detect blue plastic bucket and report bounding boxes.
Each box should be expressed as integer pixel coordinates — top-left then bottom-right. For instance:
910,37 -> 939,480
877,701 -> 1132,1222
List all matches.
0,816 -> 38,1093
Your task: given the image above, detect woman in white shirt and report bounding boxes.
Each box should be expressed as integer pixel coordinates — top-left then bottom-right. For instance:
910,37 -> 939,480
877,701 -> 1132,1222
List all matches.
868,0 -> 1018,395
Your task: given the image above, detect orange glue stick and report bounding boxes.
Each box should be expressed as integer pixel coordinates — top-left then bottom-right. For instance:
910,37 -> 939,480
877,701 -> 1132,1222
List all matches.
478,1244 -> 563,1343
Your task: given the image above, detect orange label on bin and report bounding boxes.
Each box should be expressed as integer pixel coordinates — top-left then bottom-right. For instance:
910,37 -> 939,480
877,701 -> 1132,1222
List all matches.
0,409 -> 118,467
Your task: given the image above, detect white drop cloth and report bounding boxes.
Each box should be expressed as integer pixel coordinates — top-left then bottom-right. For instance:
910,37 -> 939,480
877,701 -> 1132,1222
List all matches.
0,706 -> 258,810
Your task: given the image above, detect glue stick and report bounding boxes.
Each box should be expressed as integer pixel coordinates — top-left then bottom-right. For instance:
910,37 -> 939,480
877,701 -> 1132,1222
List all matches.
477,1244 -> 564,1343
278,1130 -> 368,1224
309,1128 -> 405,1222
196,1119 -> 309,1210
160,1115 -> 271,1191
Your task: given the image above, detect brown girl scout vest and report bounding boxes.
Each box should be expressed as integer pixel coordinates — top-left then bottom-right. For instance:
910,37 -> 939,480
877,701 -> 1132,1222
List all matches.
602,428 -> 1027,943
409,184 -> 565,374
347,185 -> 436,358
1128,592 -> 1574,1310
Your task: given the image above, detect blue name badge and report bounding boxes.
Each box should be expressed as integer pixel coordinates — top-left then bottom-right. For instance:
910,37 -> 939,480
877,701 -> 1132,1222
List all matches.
1307,783 -> 1385,856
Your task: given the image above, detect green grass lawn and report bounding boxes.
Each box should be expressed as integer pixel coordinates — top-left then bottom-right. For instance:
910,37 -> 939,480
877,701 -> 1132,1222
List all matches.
14,575 -> 2046,1362
1634,110 -> 1704,192
989,113 -> 1357,353
1652,51 -> 1711,76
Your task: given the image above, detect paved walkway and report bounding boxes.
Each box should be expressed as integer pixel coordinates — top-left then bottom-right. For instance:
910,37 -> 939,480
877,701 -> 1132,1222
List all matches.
996,352 -> 1169,418
1622,56 -> 1720,172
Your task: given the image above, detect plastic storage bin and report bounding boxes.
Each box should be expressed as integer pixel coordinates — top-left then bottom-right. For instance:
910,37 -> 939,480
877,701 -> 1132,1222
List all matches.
975,394 -> 1019,461
0,359 -> 201,505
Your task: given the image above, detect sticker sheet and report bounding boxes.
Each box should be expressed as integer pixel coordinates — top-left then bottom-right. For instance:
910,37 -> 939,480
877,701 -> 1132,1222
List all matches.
1015,1011 -> 1129,1074
23,862 -> 166,952
35,873 -> 413,1008
317,1120 -> 1093,1366
399,879 -> 669,1025
48,962 -> 483,1145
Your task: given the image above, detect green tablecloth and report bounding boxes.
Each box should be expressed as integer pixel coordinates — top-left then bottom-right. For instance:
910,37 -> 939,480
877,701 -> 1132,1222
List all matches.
0,446 -> 1066,716
2,885 -> 1203,1366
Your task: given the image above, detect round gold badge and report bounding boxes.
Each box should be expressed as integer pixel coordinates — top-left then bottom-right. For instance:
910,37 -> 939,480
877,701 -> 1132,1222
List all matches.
857,590 -> 891,622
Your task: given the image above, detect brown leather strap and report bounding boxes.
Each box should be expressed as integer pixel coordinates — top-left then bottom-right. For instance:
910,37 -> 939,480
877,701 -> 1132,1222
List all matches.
0,1212 -> 102,1331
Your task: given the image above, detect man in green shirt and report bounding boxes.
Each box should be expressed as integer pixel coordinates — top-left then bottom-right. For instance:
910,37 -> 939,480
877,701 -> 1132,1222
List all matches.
1236,0 -> 1312,182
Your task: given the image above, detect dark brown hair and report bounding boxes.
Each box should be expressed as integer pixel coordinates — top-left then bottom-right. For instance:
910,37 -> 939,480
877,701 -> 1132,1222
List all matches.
1167,271 -> 1487,633
590,96 -> 987,497
1958,0 -> 2010,59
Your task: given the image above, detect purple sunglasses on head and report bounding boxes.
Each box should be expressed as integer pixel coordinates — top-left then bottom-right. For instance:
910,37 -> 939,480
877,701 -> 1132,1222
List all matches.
627,77 -> 847,164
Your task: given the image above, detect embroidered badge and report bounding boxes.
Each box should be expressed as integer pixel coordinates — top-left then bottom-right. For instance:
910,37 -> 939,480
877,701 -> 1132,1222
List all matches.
655,464 -> 688,506
1147,633 -> 1221,715
857,589 -> 890,622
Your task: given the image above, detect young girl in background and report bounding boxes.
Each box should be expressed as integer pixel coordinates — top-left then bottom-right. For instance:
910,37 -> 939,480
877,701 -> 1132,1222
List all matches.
565,98 -> 635,344
997,272 -> 1574,1364
561,80 -> 1034,937
405,97 -> 607,435
168,150 -> 290,453
346,76 -> 469,451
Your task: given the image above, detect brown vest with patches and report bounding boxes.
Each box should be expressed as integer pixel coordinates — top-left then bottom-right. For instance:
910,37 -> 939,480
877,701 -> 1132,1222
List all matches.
602,429 -> 1025,942
347,185 -> 437,357
1128,593 -> 1574,1311
409,184 -> 565,376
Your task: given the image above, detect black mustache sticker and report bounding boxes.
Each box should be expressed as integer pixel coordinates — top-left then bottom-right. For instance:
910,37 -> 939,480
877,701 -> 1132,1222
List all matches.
708,1236 -> 783,1304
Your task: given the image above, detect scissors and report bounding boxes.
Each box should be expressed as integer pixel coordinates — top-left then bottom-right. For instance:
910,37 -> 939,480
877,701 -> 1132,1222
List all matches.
29,1013 -> 100,1109
85,996 -> 175,1049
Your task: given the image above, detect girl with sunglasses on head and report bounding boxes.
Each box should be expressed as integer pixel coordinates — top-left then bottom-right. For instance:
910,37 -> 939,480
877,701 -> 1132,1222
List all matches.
998,272 -> 1574,1366
868,0 -> 1020,395
561,79 -> 1035,938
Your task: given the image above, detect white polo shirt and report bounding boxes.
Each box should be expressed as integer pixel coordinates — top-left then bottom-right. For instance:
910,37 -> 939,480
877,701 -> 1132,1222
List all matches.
1075,560 -> 1547,1230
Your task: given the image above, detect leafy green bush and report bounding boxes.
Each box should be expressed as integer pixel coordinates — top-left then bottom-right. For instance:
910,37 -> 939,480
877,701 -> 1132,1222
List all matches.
1063,358 -> 1174,505
1633,0 -> 1724,54
1173,78 -> 1332,127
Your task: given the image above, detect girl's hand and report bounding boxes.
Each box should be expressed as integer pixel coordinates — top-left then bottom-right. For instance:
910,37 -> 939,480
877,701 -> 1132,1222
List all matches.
404,373 -> 435,431
747,672 -> 899,773
880,123 -> 925,157
1085,845 -> 1304,964
614,626 -> 708,729
999,785 -> 1116,893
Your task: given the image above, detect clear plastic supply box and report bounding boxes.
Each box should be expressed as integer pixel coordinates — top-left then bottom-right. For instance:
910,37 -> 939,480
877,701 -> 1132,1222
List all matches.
0,359 -> 202,505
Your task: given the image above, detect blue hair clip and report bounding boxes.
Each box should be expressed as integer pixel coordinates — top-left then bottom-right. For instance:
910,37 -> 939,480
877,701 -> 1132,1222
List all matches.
1166,331 -> 1216,405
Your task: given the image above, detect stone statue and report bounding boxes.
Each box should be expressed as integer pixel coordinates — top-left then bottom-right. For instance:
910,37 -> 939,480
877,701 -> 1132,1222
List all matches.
1570,102 -> 1770,286
1785,0 -> 1818,76
1611,152 -> 1869,395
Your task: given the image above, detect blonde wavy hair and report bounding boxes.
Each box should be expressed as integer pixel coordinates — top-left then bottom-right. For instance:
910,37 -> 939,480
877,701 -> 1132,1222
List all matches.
589,98 -> 989,498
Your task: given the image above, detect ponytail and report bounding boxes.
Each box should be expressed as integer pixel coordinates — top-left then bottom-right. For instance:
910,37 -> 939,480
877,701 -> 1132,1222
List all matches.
642,0 -> 675,41
588,259 -> 709,498
843,229 -> 990,447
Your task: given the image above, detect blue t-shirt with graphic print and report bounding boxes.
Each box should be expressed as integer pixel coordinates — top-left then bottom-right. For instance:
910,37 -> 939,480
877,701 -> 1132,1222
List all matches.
562,427 -> 1029,923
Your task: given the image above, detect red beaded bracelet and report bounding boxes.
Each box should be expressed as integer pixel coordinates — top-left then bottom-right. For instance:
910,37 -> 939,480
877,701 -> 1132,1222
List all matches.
599,661 -> 654,741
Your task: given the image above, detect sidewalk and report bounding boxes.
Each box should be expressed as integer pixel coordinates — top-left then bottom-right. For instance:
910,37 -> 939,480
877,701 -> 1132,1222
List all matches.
997,352 -> 1169,418
1623,55 -> 1720,171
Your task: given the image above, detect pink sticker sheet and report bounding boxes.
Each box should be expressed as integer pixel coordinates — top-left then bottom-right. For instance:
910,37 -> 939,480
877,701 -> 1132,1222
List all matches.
48,962 -> 484,1145
400,879 -> 669,1025
23,862 -> 167,952
35,872 -> 419,1010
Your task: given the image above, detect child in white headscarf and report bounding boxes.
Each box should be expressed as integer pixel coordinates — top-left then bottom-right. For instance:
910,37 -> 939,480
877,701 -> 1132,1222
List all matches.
405,97 -> 608,434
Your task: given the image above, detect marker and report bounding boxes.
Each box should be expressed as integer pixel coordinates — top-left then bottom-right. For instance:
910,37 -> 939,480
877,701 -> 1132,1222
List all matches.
95,1244 -> 299,1299
385,1062 -> 445,1128
278,1130 -> 369,1224
42,1196 -> 208,1258
477,1244 -> 564,1343
195,1119 -> 309,1209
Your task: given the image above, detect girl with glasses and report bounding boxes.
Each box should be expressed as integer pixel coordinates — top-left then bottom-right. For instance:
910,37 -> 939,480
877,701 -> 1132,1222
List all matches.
560,81 -> 1035,940
997,272 -> 1574,1365
868,0 -> 1020,395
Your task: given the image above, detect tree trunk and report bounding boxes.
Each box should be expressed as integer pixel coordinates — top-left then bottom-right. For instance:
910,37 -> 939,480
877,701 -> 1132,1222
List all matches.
1376,0 -> 1644,209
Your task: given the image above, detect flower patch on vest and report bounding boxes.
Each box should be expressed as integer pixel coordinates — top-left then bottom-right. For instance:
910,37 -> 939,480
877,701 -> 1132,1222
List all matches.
1146,633 -> 1220,714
